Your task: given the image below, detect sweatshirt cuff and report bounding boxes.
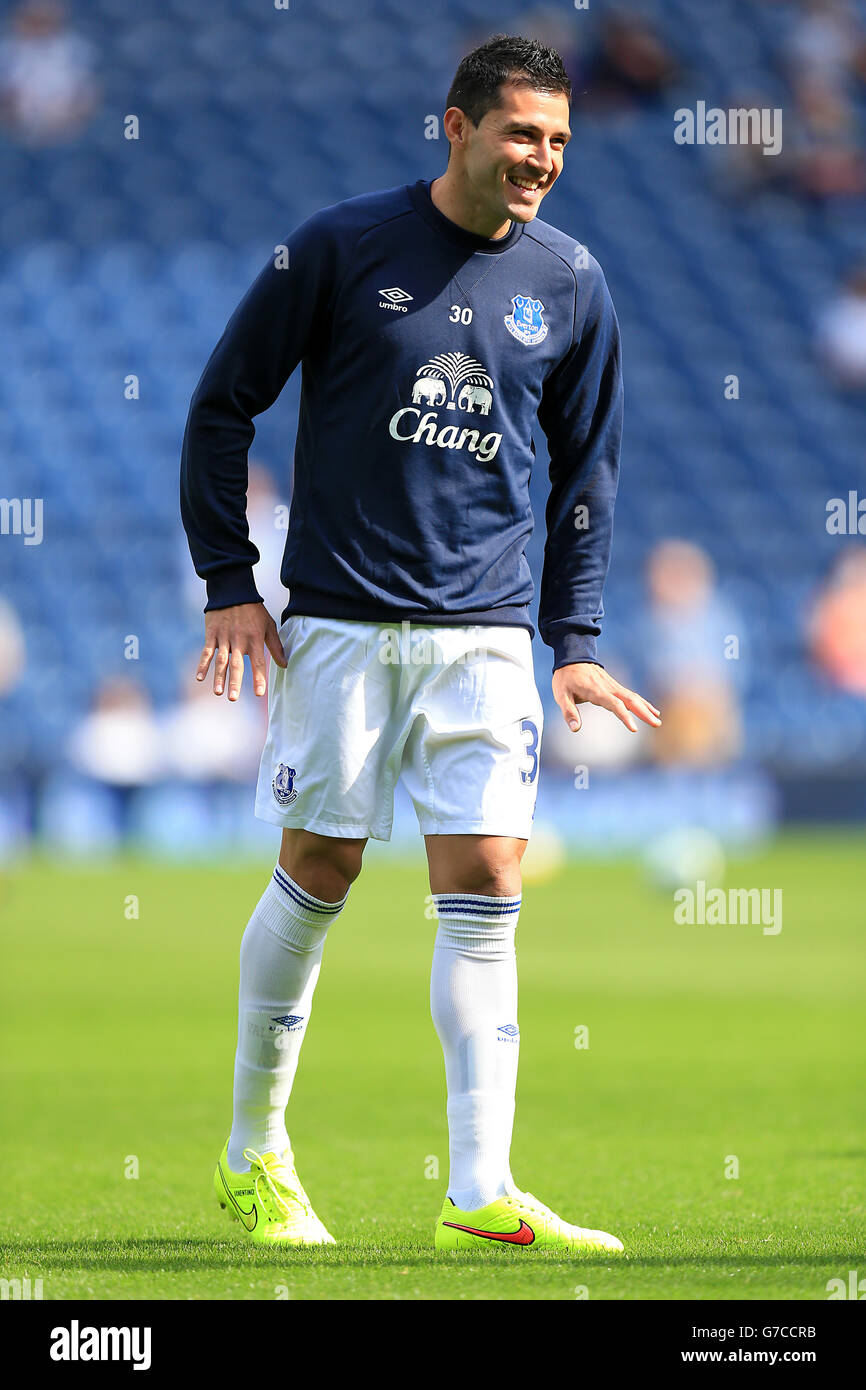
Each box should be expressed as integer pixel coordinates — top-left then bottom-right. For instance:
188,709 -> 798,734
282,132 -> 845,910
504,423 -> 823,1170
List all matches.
203,565 -> 263,612
552,631 -> 603,672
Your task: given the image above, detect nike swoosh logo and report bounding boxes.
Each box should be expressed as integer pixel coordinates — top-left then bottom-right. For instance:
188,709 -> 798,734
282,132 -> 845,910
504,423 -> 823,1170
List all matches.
218,1164 -> 258,1232
443,1219 -> 535,1245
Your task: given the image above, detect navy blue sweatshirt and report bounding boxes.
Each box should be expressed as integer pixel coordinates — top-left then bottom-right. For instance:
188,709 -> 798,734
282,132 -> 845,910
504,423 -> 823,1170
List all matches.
180,178 -> 622,670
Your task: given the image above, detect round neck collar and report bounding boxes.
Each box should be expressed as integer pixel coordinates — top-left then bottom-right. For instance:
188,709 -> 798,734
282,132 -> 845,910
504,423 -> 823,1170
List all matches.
409,178 -> 523,254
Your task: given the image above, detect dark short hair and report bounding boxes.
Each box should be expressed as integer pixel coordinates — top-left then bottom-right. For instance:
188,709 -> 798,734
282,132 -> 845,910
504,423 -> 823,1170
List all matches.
446,33 -> 572,127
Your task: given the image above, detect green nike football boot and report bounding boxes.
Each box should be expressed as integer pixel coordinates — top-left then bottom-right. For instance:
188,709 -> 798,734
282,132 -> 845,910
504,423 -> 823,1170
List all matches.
435,1187 -> 624,1253
214,1141 -> 336,1246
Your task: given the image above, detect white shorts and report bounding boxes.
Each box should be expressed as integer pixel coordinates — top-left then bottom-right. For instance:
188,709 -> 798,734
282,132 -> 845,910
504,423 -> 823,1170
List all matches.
254,615 -> 544,841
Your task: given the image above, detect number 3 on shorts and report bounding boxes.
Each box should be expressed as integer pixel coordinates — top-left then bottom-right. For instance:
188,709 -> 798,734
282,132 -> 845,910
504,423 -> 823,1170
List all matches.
520,718 -> 539,785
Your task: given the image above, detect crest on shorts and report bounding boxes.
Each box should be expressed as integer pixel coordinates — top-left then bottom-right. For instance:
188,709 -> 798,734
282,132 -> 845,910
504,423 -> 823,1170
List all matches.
272,763 -> 298,807
504,295 -> 548,346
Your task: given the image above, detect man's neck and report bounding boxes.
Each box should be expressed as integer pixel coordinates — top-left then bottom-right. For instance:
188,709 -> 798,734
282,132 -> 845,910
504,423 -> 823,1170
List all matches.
430,172 -> 512,240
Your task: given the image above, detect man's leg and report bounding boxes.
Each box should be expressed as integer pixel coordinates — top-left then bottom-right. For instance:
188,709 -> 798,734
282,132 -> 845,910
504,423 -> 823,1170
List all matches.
426,830 -> 624,1252
426,832 -> 526,1210
227,829 -> 366,1170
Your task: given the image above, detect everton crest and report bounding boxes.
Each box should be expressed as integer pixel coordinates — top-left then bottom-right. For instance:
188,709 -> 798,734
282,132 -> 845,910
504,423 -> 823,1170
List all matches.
272,763 -> 299,807
504,294 -> 548,346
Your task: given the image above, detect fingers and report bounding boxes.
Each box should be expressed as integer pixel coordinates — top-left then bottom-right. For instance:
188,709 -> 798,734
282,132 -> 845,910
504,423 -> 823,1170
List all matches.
560,698 -> 582,733
265,616 -> 288,670
196,643 -> 215,683
199,605 -> 284,700
213,641 -> 230,696
603,692 -> 639,734
227,646 -> 245,702
554,664 -> 663,735
249,645 -> 269,698
615,685 -> 662,728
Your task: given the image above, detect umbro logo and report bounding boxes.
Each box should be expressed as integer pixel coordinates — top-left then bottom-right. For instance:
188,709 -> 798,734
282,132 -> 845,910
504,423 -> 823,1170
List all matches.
379,286 -> 413,313
270,1014 -> 304,1032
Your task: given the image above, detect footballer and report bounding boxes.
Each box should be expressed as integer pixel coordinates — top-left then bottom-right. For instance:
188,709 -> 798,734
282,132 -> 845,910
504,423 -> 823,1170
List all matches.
181,34 -> 661,1253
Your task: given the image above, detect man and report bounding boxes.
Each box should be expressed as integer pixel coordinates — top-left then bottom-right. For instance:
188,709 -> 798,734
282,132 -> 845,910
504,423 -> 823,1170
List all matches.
181,34 -> 660,1253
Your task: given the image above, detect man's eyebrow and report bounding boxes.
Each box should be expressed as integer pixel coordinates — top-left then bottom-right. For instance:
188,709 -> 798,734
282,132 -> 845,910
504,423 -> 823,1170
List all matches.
502,120 -> 571,142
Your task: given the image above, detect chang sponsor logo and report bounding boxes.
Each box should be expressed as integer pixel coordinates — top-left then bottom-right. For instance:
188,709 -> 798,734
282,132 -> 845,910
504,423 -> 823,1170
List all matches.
388,351 -> 502,461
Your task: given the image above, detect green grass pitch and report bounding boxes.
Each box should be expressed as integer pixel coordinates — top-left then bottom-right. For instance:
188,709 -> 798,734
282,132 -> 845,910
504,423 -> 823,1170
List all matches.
1,833 -> 863,1301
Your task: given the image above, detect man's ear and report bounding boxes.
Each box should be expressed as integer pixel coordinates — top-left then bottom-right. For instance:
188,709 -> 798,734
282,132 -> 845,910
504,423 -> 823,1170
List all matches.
442,105 -> 468,149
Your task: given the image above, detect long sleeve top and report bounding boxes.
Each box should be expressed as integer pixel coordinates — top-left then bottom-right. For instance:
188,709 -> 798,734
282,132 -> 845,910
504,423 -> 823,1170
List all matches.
180,177 -> 622,670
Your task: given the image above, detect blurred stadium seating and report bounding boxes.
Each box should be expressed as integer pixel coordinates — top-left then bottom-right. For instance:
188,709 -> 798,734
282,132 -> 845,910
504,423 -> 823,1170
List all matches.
1,0 -> 864,842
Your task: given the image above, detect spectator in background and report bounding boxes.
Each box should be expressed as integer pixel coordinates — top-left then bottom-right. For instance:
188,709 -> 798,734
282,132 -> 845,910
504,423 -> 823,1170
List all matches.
182,459 -> 289,626
642,540 -> 743,767
790,79 -> 865,201
161,663 -> 264,786
809,547 -> 866,696
0,0 -> 98,146
0,599 -> 27,851
67,677 -> 162,838
781,1 -> 866,201
817,265 -> 866,388
0,597 -> 26,698
717,85 -> 794,199
784,0 -> 866,98
583,10 -> 679,111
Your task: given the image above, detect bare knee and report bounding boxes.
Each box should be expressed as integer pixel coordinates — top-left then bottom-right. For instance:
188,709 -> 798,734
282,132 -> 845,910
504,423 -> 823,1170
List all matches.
460,859 -> 523,897
279,829 -> 366,901
427,835 -> 526,897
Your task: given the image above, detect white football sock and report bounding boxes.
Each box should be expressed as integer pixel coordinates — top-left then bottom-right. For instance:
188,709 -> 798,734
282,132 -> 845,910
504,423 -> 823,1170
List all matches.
430,892 -> 521,1211
226,866 -> 347,1172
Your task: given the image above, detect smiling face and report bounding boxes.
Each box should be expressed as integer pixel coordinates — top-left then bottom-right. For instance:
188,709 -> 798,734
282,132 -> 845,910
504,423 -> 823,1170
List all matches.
444,80 -> 571,234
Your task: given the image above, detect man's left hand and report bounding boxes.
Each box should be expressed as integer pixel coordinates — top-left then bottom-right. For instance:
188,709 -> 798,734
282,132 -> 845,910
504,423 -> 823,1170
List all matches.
552,662 -> 662,734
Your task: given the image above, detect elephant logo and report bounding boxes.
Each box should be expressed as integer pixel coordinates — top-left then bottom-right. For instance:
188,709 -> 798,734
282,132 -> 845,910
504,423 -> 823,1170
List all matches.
457,383 -> 492,415
412,352 -> 494,412
504,295 -> 548,346
412,377 -> 446,406
389,351 -> 503,460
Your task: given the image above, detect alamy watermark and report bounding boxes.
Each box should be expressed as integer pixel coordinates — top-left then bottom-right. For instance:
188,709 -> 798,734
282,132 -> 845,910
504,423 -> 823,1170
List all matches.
1,1275 -> 43,1299
674,880 -> 782,935
0,497 -> 42,545
826,1270 -> 866,1299
675,101 -> 782,157
826,491 -> 865,535
377,620 -> 489,667
50,1321 -> 151,1370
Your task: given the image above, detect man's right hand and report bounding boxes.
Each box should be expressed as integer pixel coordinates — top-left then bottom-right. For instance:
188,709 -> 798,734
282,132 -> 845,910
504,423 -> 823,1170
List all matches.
196,603 -> 287,701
